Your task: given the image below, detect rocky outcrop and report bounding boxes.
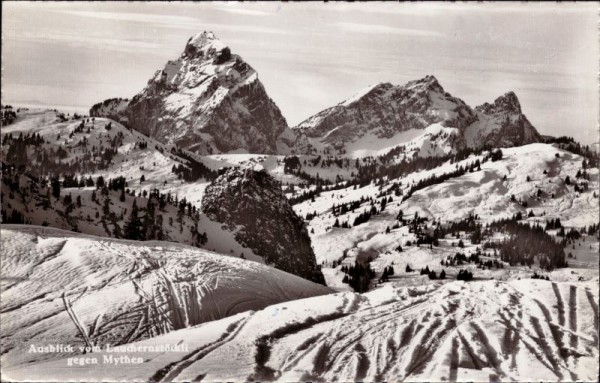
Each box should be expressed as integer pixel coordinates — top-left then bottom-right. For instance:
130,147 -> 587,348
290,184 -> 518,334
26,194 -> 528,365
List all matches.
294,75 -> 541,152
465,91 -> 541,148
201,166 -> 325,284
91,40 -> 542,155
294,75 -> 477,149
92,32 -> 291,155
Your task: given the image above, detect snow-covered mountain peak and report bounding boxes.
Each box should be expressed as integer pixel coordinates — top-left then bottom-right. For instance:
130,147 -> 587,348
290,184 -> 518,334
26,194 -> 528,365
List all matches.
293,75 -> 477,150
339,82 -> 393,106
292,75 -> 543,153
187,30 -> 219,48
476,90 -> 522,115
493,90 -> 522,112
91,33 -> 290,155
405,74 -> 444,93
183,31 -> 230,63
466,90 -> 539,147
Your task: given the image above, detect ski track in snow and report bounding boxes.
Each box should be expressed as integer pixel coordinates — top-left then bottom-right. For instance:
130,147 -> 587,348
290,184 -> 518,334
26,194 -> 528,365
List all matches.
4,277 -> 598,381
0,226 -> 332,369
2,111 -> 599,381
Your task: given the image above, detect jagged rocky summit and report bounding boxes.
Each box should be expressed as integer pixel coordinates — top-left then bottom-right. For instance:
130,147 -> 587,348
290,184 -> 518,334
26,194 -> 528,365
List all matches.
295,76 -> 476,143
201,166 -> 326,284
91,31 -> 294,155
466,91 -> 540,148
294,75 -> 540,151
91,31 -> 540,156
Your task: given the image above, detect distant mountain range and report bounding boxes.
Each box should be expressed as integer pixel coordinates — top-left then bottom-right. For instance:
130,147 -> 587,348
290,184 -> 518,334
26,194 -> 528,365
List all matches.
91,32 -> 540,157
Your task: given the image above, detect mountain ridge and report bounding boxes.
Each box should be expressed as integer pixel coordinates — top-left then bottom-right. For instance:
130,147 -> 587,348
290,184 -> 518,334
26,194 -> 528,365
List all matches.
92,31 -> 293,155
294,74 -> 540,154
90,33 -> 541,157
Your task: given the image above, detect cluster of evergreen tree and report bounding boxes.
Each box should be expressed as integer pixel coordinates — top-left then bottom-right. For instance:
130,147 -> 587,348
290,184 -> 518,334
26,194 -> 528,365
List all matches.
283,156 -> 302,173
288,145 -> 500,206
283,155 -> 352,175
330,195 -> 391,228
431,213 -> 485,245
170,147 -> 218,181
2,161 -> 209,247
332,218 -> 350,229
490,148 -> 503,162
415,233 -> 439,247
288,181 -> 349,205
585,223 -> 599,236
555,226 -> 579,240
402,159 -> 485,202
332,198 -> 364,216
545,218 -> 563,230
353,204 -> 379,227
2,122 -> 128,175
1,106 -> 17,126
456,269 -> 474,281
2,132 -> 45,167
340,261 -> 376,293
2,132 -> 45,146
7,118 -> 176,177
441,252 -> 477,266
1,208 -> 27,224
478,259 -> 504,270
378,265 -> 395,283
362,145 -> 493,185
438,214 -> 479,235
489,218 -> 567,271
419,265 -> 444,280
89,97 -> 128,116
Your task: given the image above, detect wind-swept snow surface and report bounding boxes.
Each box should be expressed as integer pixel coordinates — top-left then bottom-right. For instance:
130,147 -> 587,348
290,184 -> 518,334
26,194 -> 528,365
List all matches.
0,226 -> 332,368
4,278 -> 598,381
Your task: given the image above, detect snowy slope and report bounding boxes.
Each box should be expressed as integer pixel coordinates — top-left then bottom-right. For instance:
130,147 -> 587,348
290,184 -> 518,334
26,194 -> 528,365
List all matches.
5,277 -> 598,381
1,109 -> 211,206
290,143 -> 598,290
404,144 -> 598,226
0,226 -> 333,368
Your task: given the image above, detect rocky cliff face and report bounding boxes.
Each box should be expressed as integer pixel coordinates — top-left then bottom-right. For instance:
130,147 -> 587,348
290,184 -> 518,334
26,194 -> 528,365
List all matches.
93,32 -> 291,155
201,166 -> 325,284
294,76 -> 477,149
91,38 -> 541,156
465,91 -> 541,148
294,75 -> 541,152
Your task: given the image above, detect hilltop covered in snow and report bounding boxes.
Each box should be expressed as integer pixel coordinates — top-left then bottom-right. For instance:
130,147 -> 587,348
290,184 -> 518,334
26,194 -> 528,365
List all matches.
0,226 -> 332,368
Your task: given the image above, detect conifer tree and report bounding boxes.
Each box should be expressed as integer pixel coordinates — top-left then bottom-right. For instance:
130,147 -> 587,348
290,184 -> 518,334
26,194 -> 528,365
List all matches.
124,199 -> 144,240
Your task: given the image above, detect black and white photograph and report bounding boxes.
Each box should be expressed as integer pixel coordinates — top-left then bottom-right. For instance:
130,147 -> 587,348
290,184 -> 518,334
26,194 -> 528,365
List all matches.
1,2 -> 599,382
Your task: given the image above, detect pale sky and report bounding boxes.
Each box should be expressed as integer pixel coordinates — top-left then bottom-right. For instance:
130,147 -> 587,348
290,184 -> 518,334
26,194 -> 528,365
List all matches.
2,2 -> 598,145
